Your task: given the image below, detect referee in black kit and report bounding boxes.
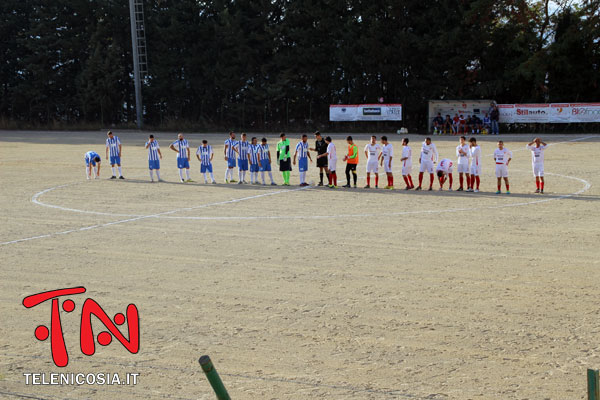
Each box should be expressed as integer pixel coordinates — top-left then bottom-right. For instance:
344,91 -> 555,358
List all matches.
310,131 -> 328,186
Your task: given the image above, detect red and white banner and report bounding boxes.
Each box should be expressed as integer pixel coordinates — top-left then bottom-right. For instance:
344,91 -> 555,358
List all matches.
498,103 -> 600,123
330,104 -> 402,121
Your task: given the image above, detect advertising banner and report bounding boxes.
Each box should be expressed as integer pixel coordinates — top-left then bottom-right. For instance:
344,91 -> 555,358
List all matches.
498,103 -> 600,123
329,104 -> 402,121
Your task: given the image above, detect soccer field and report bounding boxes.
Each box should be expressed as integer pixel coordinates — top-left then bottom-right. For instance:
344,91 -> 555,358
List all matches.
1,130 -> 599,399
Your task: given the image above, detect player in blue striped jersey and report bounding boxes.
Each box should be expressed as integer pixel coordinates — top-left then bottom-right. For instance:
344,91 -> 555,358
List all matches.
223,131 -> 239,183
169,133 -> 193,183
145,135 -> 163,182
84,151 -> 101,179
258,138 -> 277,185
105,131 -> 124,179
237,133 -> 250,184
248,137 -> 261,184
196,140 -> 216,184
293,134 -> 312,186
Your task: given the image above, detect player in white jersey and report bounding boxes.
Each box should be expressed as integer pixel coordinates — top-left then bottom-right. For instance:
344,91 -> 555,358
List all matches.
363,135 -> 381,188
380,136 -> 394,189
468,137 -> 482,192
416,137 -> 438,190
237,133 -> 250,184
169,133 -> 192,183
196,140 -> 216,184
400,137 -> 414,189
455,136 -> 470,191
223,131 -> 239,183
145,134 -> 163,182
293,134 -> 312,186
317,136 -> 337,188
493,140 -> 512,194
436,158 -> 454,190
105,131 -> 124,179
258,137 -> 277,185
84,151 -> 101,179
526,137 -> 548,193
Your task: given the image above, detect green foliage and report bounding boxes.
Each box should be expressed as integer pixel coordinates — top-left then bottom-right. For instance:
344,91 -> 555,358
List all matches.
0,0 -> 598,130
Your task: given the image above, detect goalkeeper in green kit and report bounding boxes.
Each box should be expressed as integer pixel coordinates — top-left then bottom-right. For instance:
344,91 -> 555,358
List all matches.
277,133 -> 292,185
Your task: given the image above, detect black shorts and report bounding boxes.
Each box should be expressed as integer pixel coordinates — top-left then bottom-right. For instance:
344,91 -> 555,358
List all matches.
346,163 -> 357,172
316,157 -> 328,168
279,158 -> 292,171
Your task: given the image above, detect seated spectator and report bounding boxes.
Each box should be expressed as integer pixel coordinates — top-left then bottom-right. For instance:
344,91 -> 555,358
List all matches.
482,113 -> 491,134
452,114 -> 460,135
432,113 -> 444,135
443,115 -> 453,134
458,114 -> 467,134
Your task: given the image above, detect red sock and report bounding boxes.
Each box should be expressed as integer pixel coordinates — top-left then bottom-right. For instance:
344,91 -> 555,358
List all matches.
541,181 -> 544,190
418,172 -> 423,186
429,173 -> 434,187
328,172 -> 332,185
476,176 -> 480,189
459,175 -> 463,188
333,172 -> 337,186
390,176 -> 393,186
408,175 -> 413,187
449,174 -> 453,188
536,181 -> 540,189
367,176 -> 370,185
506,183 -> 509,191
498,183 -> 501,190
403,176 -> 409,186
375,175 -> 379,186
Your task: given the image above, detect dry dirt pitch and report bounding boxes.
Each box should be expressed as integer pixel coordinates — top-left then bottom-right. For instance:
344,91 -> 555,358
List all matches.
1,130 -> 599,400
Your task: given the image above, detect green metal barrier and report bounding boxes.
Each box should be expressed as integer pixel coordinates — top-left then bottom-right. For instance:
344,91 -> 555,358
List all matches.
588,369 -> 600,400
199,355 -> 231,400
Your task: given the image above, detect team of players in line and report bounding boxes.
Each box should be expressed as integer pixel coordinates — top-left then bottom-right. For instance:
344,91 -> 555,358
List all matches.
83,131 -> 549,194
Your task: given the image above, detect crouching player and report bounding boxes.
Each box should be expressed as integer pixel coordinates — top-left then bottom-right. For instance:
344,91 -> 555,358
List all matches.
196,140 -> 216,184
436,158 -> 453,190
527,137 -> 548,193
145,135 -> 162,182
84,151 -> 101,179
494,140 -> 512,194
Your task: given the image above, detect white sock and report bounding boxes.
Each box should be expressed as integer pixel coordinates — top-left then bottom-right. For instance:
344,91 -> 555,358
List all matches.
156,170 -> 161,179
118,166 -> 122,176
111,167 -> 116,176
149,170 -> 154,181
225,169 -> 230,181
261,171 -> 266,184
203,172 -> 208,183
179,169 -> 184,180
93,166 -> 98,176
239,170 -> 242,181
186,169 -> 191,180
300,171 -> 305,184
268,171 -> 274,183
86,167 -> 90,178
210,172 -> 215,182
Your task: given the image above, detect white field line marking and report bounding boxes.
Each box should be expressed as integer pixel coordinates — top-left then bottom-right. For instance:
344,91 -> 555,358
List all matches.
1,186 -> 309,245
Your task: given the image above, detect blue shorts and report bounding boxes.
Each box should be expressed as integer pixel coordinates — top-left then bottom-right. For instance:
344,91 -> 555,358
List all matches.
177,157 -> 190,169
298,158 -> 308,172
250,163 -> 260,173
260,162 -> 271,172
201,164 -> 213,173
227,158 -> 236,168
85,158 -> 97,167
238,159 -> 248,171
110,156 -> 121,165
148,160 -> 160,170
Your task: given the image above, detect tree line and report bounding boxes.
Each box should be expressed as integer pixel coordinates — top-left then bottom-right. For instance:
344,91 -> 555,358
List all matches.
1,0 -> 599,131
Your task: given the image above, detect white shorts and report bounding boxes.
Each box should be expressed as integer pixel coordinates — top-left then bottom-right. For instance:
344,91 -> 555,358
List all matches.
384,159 -> 393,173
470,164 -> 481,176
366,160 -> 379,173
495,164 -> 509,178
532,163 -> 544,177
457,163 -> 469,174
419,160 -> 434,173
402,162 -> 412,176
328,158 -> 337,172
